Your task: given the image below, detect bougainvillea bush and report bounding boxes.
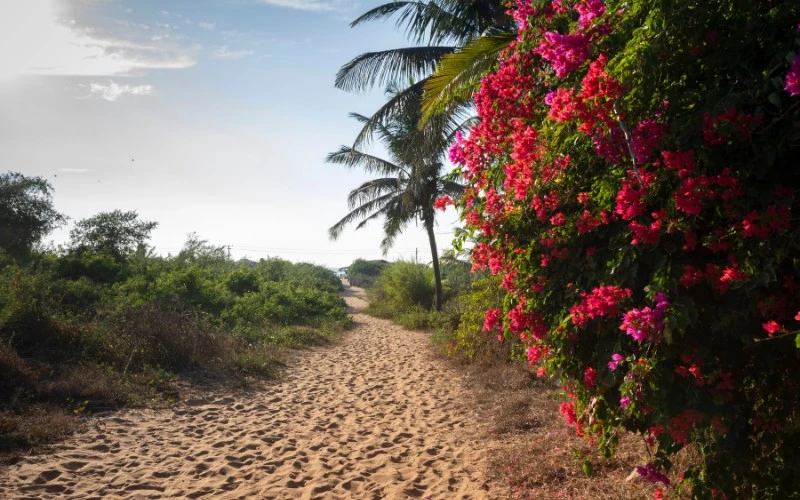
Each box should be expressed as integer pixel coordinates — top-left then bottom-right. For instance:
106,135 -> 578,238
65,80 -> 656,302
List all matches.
446,0 -> 800,497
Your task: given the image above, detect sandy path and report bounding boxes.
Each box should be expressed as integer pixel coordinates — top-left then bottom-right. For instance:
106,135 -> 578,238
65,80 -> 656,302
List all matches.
0,286 -> 493,499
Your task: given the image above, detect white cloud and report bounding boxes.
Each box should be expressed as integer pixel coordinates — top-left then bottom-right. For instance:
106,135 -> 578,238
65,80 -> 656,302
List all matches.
60,168 -> 92,173
259,0 -> 348,11
197,21 -> 216,30
0,0 -> 196,79
212,46 -> 254,60
81,80 -> 154,101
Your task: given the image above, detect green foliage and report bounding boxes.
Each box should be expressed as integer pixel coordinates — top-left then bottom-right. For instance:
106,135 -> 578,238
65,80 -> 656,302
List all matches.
253,258 -> 343,293
346,258 -> 389,287
439,254 -> 474,302
368,260 -> 435,312
451,0 -> 800,495
54,250 -> 128,284
0,222 -> 352,455
227,268 -> 260,296
430,275 -> 515,362
223,281 -> 349,343
69,210 -> 157,260
327,87 -> 465,310
0,172 -> 65,260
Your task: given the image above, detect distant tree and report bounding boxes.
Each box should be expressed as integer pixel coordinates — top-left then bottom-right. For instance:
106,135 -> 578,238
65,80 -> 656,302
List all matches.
346,258 -> 390,288
0,172 -> 65,259
69,210 -> 157,260
176,232 -> 228,265
328,87 -> 464,310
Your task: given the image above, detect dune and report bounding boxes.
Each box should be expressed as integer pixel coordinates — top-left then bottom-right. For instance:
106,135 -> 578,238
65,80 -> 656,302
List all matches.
0,285 -> 496,499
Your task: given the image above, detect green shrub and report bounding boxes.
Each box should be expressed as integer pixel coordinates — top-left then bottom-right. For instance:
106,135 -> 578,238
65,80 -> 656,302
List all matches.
368,261 -> 435,313
112,301 -> 236,372
55,250 -> 127,284
50,277 -> 105,313
223,281 -> 349,343
226,268 -> 260,296
394,305 -> 436,330
0,265 -> 61,353
431,276 -> 517,363
346,258 -> 389,288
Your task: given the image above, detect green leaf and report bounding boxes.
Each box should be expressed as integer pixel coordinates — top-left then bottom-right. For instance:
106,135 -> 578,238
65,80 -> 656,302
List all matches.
795,333 -> 800,349
582,459 -> 594,477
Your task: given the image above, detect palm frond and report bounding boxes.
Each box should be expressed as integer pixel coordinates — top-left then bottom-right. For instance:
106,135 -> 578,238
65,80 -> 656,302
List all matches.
440,180 -> 465,196
346,178 -> 402,209
436,0 -> 515,35
445,115 -> 480,143
350,1 -> 485,46
379,201 -> 414,253
329,189 -> 399,240
335,46 -> 455,93
420,31 -> 515,124
326,146 -> 409,177
351,81 -> 426,151
348,112 -> 396,148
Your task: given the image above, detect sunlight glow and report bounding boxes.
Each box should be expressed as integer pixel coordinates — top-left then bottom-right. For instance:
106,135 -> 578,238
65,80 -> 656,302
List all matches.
0,0 -> 195,80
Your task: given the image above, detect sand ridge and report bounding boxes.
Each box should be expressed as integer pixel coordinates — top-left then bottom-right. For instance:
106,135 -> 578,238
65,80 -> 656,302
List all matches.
0,285 -> 494,499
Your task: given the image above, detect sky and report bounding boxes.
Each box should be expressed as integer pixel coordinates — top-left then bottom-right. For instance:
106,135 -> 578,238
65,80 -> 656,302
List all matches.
0,0 -> 463,268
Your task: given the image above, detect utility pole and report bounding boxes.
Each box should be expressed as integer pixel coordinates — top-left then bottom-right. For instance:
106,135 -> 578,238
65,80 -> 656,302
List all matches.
226,245 -> 232,259
415,248 -> 418,263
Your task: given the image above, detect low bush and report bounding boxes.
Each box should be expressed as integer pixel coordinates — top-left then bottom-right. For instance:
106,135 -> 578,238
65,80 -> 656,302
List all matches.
368,261 -> 435,312
346,258 -> 388,288
0,240 -> 351,455
430,276 -> 518,364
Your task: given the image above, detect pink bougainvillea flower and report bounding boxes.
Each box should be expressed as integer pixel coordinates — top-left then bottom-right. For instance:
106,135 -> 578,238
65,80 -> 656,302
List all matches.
535,32 -> 590,78
620,396 -> 631,408
762,320 -> 784,337
575,0 -> 606,29
433,195 -> 452,211
608,353 -> 623,371
583,366 -> 597,388
527,345 -> 543,365
785,54 -> 800,96
635,463 -> 670,485
559,402 -> 577,425
483,309 -> 502,332
620,294 -> 668,343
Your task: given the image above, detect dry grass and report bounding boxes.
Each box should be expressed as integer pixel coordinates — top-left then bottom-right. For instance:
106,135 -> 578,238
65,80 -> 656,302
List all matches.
0,408 -> 77,459
454,361 -> 668,499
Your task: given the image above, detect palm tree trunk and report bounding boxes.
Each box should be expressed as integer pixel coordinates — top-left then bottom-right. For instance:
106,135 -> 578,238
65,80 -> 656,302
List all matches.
424,212 -> 443,311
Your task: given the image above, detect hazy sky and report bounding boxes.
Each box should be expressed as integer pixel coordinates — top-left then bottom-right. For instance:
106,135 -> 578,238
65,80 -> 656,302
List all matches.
0,0 -> 462,268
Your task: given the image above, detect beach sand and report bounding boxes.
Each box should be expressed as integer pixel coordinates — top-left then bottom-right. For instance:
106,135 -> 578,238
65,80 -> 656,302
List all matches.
0,285 -> 494,499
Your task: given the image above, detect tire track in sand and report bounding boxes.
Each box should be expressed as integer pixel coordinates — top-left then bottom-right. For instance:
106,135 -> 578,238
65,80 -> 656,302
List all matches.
0,285 -> 493,499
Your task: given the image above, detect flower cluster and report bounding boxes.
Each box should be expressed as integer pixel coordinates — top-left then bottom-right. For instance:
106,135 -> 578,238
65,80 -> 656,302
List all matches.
451,0 -> 800,495
570,285 -> 632,327
785,54 -> 800,96
619,293 -> 669,343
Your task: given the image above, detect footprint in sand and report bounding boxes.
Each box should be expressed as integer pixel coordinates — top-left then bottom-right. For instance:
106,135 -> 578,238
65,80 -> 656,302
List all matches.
0,285 -> 494,499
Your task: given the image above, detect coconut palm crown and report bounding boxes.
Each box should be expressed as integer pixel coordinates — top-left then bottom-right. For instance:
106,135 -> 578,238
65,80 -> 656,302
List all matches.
328,86 -> 465,310
335,0 -> 514,138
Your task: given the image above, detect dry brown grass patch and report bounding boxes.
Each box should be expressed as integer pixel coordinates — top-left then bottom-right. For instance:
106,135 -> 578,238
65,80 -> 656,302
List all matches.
456,362 -> 666,499
0,407 -> 77,458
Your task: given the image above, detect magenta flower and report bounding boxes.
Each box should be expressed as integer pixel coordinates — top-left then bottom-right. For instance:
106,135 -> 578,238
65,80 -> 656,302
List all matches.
608,353 -> 623,371
535,32 -> 590,78
620,396 -> 631,408
785,54 -> 800,96
635,463 -> 670,485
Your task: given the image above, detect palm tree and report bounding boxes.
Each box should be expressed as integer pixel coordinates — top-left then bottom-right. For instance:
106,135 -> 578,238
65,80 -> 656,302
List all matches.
335,0 -> 514,136
328,87 -> 464,310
